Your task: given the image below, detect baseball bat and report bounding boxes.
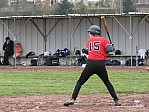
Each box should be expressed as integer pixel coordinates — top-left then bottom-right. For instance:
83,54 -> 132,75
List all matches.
101,16 -> 112,44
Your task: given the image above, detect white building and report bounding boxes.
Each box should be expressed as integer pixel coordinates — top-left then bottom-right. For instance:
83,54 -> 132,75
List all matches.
137,0 -> 149,4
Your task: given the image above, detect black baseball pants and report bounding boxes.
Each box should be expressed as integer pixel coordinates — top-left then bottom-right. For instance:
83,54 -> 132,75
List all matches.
72,59 -> 119,101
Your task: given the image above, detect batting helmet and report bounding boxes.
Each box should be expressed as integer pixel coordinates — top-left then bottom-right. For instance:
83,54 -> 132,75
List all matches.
87,25 -> 100,35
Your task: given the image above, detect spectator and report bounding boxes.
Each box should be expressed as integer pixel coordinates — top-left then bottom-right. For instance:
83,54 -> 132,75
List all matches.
2,37 -> 14,65
13,43 -> 22,59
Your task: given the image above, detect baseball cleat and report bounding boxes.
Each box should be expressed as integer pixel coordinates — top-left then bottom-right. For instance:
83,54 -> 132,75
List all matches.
64,98 -> 75,106
114,100 -> 121,106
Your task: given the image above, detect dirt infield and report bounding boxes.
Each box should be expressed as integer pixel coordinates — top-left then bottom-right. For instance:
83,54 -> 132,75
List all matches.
0,65 -> 149,72
0,94 -> 149,112
0,66 -> 149,112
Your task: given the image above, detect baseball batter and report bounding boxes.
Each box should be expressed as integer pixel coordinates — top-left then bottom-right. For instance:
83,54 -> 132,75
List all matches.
64,25 -> 121,106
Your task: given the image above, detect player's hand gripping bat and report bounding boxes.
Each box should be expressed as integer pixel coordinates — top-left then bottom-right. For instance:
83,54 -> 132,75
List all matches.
101,16 -> 112,44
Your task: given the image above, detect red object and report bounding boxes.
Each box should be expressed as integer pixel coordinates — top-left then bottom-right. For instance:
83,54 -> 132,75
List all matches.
86,36 -> 110,60
101,16 -> 112,44
106,53 -> 111,56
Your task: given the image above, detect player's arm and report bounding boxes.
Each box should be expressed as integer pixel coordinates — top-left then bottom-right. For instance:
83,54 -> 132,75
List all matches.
82,41 -> 89,55
106,44 -> 115,53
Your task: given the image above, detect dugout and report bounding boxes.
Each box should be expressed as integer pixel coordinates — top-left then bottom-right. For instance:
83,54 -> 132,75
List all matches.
0,13 -> 149,66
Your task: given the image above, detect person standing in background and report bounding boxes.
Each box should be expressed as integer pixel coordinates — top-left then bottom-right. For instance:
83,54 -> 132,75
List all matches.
2,37 -> 14,65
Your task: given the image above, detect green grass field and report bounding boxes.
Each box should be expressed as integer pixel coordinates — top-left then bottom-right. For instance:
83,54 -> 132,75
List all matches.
0,71 -> 149,96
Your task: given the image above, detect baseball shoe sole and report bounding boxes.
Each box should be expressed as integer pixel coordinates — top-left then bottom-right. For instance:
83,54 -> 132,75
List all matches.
115,100 -> 121,106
